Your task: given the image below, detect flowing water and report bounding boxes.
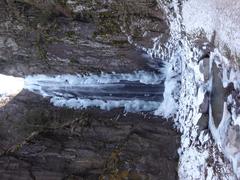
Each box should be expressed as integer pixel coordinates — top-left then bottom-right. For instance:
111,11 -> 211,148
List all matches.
0,70 -> 165,112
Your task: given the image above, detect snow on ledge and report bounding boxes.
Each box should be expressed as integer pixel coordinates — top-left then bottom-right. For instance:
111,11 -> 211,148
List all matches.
182,0 -> 240,58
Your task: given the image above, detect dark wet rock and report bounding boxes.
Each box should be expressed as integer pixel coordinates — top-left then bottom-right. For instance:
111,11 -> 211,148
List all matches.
0,91 -> 180,180
197,114 -> 209,131
198,93 -> 209,131
233,92 -> 240,115
199,58 -> 210,82
211,62 -> 225,128
0,0 -> 169,76
198,56 -> 210,130
199,92 -> 209,114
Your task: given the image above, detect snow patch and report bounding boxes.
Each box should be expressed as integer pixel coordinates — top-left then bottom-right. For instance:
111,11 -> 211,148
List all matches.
182,0 -> 240,57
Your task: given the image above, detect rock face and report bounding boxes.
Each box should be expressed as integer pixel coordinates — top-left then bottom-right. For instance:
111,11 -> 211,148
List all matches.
0,0 -> 169,76
0,0 -> 179,179
0,91 -> 179,180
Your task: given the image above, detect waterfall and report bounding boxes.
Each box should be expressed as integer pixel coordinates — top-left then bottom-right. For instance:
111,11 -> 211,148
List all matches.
23,71 -> 164,112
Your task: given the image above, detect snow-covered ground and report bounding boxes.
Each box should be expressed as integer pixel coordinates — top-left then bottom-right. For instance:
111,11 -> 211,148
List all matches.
176,46 -> 237,180
182,0 -> 240,58
152,0 -> 240,179
209,50 -> 240,178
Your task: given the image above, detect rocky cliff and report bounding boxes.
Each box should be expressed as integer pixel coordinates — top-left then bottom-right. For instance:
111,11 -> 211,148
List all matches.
1,0 -> 239,179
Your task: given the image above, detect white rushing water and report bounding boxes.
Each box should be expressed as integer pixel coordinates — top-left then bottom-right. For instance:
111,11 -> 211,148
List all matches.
23,70 -> 165,112
0,70 -> 166,114
0,74 -> 24,96
0,74 -> 24,107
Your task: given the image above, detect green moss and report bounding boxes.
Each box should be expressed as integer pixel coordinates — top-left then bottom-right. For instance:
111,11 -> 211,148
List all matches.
35,33 -> 48,60
66,31 -> 76,39
94,10 -> 121,37
36,10 -> 53,26
112,40 -> 128,47
58,0 -> 68,6
19,110 -> 52,133
70,57 -> 78,64
237,56 -> 240,65
36,46 -> 48,60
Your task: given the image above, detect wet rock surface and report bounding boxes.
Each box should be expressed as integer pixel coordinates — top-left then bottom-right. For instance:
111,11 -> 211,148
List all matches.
0,0 -> 179,180
210,62 -> 225,127
0,0 -> 169,76
0,91 -> 179,180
